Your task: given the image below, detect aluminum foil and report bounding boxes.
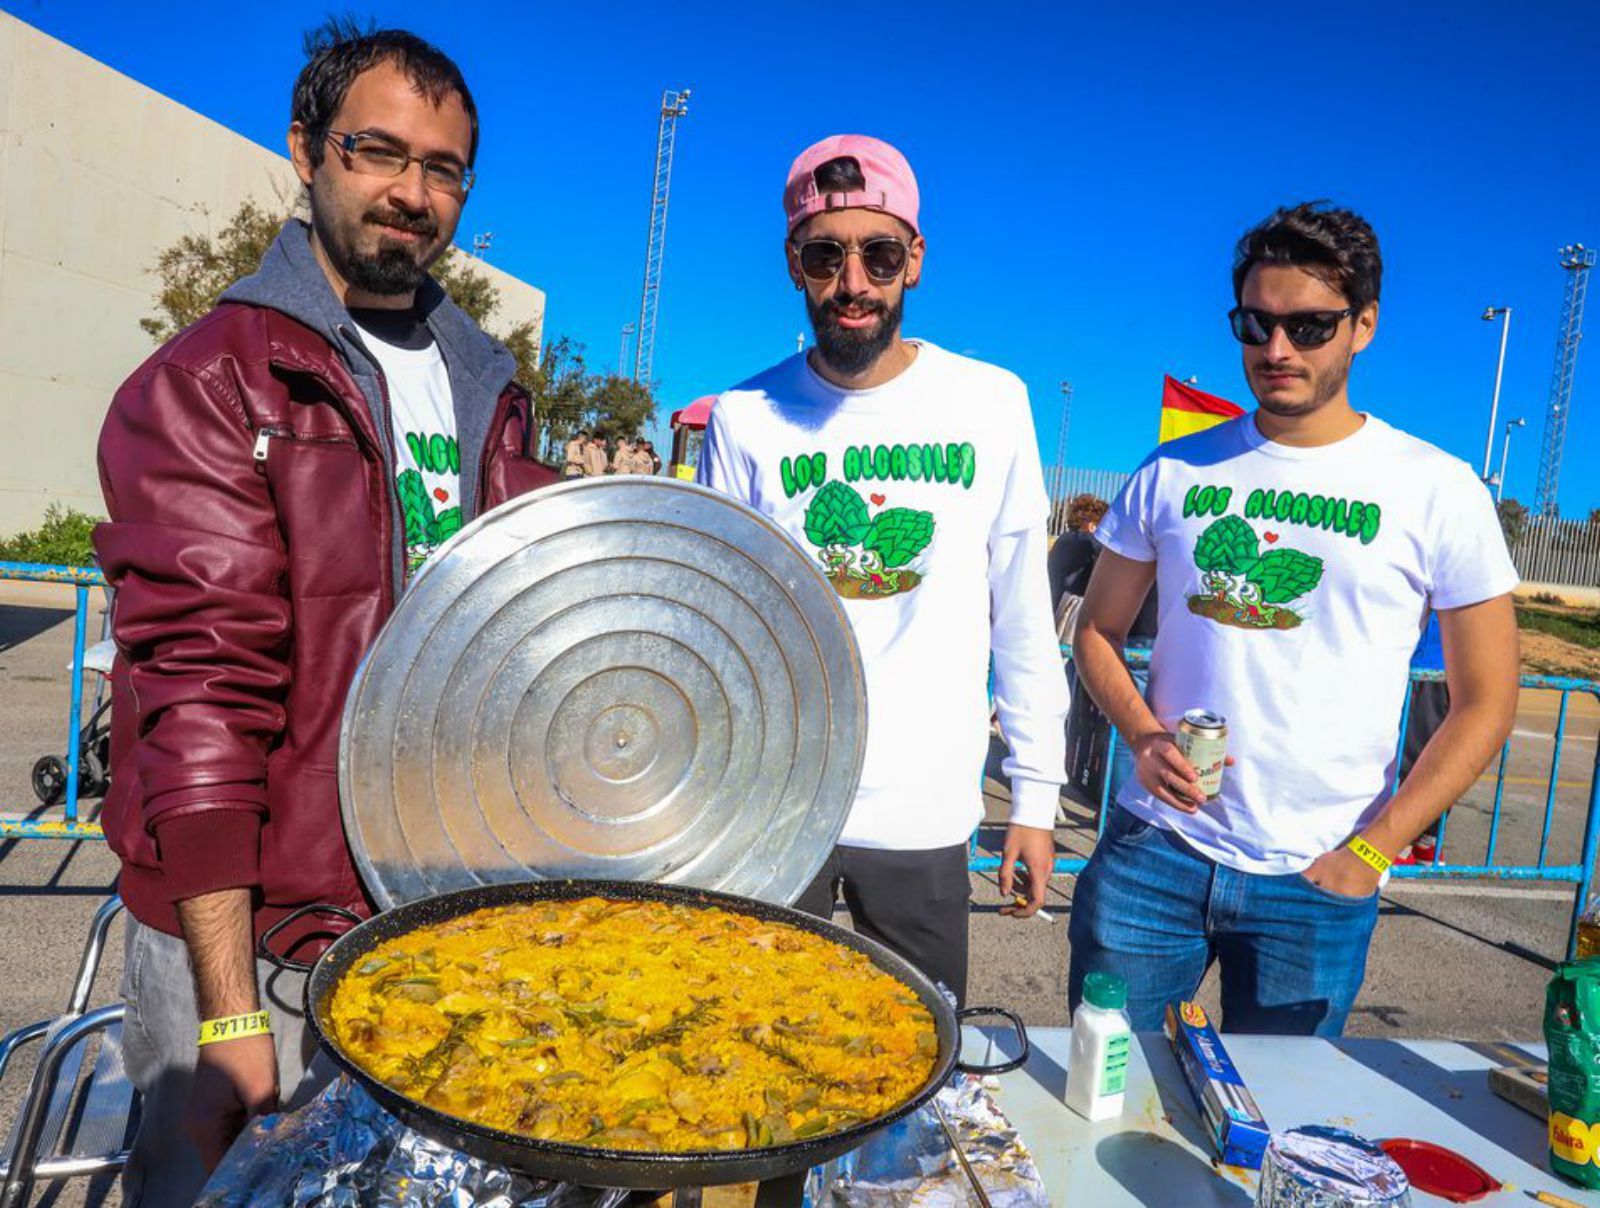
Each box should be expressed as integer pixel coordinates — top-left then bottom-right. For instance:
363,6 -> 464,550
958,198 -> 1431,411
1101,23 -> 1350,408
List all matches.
196,1073 -> 1046,1208
804,1076 -> 1049,1208
1255,1126 -> 1412,1208
195,1076 -> 618,1208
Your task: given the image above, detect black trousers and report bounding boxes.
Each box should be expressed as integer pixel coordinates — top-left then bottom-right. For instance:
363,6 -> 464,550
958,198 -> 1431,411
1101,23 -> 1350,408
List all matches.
792,843 -> 972,1006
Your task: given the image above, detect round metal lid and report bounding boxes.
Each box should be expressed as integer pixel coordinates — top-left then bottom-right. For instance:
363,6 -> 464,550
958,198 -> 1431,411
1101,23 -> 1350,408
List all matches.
338,477 -> 866,910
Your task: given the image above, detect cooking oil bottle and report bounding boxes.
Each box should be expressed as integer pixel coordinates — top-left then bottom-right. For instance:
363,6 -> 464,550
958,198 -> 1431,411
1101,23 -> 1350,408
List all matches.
1579,895 -> 1600,961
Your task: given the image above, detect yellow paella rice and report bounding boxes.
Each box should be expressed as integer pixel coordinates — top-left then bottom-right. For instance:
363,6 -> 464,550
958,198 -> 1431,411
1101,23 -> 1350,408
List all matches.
327,897 -> 939,1151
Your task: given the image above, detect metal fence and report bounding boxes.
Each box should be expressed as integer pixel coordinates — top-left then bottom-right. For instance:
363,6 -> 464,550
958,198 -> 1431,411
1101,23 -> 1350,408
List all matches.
973,649 -> 1600,960
0,562 -> 107,841
1510,514 -> 1600,587
1046,465 -> 1131,536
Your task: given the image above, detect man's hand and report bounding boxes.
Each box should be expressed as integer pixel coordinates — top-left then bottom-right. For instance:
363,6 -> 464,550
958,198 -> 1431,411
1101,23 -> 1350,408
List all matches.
186,1033 -> 279,1171
999,824 -> 1056,918
1130,732 -> 1235,814
1132,732 -> 1202,813
1301,844 -> 1384,899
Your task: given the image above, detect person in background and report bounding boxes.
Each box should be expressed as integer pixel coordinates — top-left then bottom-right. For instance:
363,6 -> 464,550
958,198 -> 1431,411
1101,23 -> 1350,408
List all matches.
584,432 -> 610,477
1070,201 -> 1519,1035
563,428 -> 588,477
1398,612 -> 1450,864
93,23 -> 555,1203
643,439 -> 663,475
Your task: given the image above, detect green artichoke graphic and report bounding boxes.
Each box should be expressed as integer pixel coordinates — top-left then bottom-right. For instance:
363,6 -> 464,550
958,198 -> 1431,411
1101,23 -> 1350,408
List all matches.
804,481 -> 872,547
1194,515 -> 1260,575
862,508 -> 935,568
1247,547 -> 1324,603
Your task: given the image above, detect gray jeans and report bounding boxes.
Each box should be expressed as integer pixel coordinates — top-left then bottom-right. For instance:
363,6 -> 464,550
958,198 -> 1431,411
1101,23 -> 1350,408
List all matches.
119,917 -> 336,1207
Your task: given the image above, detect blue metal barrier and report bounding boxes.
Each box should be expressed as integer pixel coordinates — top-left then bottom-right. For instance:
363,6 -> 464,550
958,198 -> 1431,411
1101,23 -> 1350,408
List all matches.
972,646 -> 1600,959
0,562 -> 108,841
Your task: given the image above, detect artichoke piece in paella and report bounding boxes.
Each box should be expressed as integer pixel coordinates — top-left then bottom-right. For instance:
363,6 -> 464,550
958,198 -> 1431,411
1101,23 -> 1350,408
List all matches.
327,897 -> 939,1151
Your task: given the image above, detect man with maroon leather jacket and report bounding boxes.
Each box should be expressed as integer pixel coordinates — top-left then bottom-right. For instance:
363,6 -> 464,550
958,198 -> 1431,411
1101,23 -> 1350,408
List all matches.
93,24 -> 555,1204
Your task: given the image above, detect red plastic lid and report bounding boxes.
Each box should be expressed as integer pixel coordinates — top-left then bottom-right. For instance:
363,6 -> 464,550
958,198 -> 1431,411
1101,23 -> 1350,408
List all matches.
1378,1138 -> 1502,1203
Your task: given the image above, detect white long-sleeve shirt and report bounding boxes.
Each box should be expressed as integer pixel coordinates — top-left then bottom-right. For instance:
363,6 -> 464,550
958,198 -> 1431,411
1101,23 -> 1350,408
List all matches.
698,342 -> 1068,849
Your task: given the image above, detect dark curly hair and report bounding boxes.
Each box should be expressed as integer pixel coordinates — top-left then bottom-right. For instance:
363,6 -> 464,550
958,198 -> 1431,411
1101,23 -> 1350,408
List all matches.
293,17 -> 478,169
1065,493 -> 1109,532
1232,202 -> 1382,312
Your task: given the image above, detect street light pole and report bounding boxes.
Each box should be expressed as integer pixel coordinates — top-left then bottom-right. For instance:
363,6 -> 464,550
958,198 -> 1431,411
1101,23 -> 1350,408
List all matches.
1495,416 -> 1526,503
1480,306 -> 1512,480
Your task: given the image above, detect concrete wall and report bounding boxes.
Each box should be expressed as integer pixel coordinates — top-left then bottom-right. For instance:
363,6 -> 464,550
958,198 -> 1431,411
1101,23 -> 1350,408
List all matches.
0,13 -> 544,536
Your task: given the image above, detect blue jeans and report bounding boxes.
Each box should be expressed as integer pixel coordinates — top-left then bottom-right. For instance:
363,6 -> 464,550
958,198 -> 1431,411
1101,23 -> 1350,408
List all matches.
1068,807 -> 1379,1036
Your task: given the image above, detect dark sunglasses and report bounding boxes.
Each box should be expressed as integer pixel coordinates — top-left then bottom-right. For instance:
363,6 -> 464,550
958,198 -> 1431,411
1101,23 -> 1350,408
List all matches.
1229,306 -> 1357,350
792,237 -> 910,284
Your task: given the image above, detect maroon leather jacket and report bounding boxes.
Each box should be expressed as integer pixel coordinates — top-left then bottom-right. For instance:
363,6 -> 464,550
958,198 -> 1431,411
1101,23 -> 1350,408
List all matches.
95,224 -> 557,955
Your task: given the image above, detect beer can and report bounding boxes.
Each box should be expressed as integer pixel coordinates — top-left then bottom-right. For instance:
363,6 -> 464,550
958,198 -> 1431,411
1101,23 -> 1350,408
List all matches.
1176,709 -> 1228,800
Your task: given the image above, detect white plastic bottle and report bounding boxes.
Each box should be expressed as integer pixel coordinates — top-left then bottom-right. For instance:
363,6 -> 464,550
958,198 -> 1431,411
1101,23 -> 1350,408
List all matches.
1064,971 -> 1132,1121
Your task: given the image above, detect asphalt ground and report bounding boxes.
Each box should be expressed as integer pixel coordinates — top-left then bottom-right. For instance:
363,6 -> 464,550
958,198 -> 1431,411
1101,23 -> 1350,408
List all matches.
0,582 -> 1595,1203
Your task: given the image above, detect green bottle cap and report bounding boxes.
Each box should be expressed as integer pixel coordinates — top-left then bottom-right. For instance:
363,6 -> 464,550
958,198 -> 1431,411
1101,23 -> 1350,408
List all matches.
1083,971 -> 1128,1011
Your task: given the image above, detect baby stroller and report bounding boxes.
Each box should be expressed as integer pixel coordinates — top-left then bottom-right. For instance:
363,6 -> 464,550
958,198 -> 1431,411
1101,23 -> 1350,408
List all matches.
30,583 -> 114,807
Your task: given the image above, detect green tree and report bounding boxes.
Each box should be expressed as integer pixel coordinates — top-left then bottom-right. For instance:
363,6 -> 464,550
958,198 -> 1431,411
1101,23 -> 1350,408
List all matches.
1498,498 -> 1528,548
585,373 -> 657,442
139,200 -> 283,343
528,336 -> 591,459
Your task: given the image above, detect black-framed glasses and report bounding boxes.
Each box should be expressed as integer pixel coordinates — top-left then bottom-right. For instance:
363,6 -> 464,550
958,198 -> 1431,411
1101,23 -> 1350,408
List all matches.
792,237 -> 910,284
325,131 -> 475,197
1229,306 -> 1357,350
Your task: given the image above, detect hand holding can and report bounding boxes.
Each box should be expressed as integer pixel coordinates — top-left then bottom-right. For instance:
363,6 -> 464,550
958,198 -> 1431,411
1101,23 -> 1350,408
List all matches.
1175,710 -> 1228,801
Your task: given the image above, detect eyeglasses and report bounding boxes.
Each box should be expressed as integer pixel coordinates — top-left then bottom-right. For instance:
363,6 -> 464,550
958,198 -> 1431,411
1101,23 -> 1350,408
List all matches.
325,131 -> 475,197
792,237 -> 911,284
1229,306 -> 1357,350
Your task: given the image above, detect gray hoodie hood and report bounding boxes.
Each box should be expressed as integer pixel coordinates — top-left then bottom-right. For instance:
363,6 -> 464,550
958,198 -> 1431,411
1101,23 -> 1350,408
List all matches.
221,220 -> 519,533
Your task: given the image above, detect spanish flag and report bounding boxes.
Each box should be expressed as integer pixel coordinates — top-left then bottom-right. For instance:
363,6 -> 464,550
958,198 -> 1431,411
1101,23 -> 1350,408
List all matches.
1159,375 -> 1245,444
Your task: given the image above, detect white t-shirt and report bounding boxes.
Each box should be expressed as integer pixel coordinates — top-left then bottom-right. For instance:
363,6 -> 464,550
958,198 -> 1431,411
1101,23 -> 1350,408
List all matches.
355,321 -> 461,582
1095,413 -> 1519,874
698,342 -> 1068,850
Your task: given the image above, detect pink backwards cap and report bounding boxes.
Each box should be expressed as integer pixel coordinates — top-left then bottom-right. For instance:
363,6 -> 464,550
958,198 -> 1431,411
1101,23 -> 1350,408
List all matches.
783,134 -> 920,235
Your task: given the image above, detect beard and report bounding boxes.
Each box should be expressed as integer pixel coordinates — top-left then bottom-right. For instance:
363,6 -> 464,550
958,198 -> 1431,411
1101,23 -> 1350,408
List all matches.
312,189 -> 444,296
1252,346 -> 1352,417
808,290 -> 903,376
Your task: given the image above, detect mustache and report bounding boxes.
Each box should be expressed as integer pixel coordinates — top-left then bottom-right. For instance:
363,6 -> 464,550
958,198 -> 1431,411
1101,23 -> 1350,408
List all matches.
817,293 -> 888,320
1252,362 -> 1305,377
366,208 -> 437,237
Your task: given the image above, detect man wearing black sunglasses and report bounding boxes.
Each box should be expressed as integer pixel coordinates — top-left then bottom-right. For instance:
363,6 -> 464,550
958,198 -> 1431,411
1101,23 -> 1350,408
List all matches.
697,135 -> 1068,1004
1068,202 -> 1520,1035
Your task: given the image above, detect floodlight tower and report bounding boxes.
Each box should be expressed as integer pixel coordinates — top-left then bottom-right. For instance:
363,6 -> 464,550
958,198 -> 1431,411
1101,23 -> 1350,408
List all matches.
1533,244 -> 1596,516
632,88 -> 691,385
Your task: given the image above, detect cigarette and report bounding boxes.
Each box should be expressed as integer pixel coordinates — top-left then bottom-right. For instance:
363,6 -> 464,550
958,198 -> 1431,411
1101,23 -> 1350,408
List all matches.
1011,893 -> 1056,923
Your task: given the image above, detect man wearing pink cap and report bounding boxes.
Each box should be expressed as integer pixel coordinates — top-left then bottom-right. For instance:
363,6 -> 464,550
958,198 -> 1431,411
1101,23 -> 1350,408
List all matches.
697,135 -> 1068,1003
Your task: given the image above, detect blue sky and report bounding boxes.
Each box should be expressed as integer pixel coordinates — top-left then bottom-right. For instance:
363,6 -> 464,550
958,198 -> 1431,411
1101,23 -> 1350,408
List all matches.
14,0 -> 1600,514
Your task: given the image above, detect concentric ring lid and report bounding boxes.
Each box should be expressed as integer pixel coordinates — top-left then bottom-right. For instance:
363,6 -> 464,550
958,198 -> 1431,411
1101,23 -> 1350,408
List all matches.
339,477 -> 866,910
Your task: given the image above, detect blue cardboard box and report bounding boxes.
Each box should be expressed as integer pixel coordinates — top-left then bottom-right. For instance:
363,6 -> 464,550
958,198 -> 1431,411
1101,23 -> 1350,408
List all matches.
1163,1001 -> 1271,1169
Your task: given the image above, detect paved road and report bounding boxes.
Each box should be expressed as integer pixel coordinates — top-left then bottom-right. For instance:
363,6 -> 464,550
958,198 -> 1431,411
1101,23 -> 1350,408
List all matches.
0,583 -> 1593,1202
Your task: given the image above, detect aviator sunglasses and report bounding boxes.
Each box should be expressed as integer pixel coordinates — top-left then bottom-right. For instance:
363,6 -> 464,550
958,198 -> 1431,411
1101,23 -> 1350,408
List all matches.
1229,306 -> 1357,350
792,236 -> 911,284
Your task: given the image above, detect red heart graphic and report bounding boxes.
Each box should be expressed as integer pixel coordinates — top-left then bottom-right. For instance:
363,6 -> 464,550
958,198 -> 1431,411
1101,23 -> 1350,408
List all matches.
433,488 -> 450,503
870,493 -> 886,506
1263,531 -> 1279,543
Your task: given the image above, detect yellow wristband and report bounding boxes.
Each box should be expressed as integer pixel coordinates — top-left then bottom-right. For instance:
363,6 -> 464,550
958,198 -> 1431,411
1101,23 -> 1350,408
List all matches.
197,1010 -> 271,1046
1346,836 -> 1392,874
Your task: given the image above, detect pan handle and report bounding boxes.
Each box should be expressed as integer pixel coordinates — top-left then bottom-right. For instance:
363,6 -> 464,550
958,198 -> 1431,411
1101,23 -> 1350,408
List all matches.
953,1006 -> 1030,1075
257,904 -> 365,972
